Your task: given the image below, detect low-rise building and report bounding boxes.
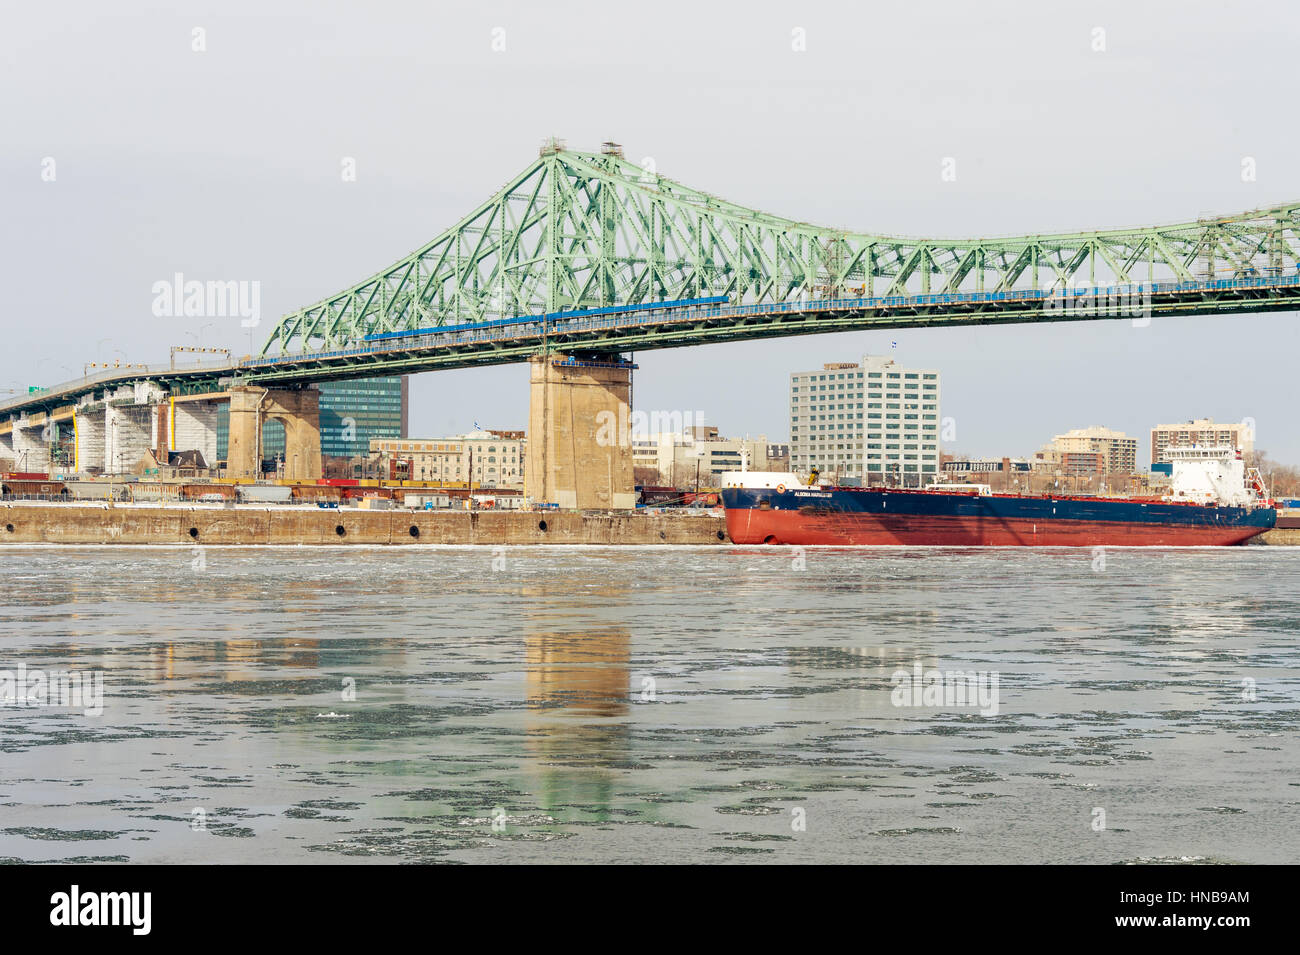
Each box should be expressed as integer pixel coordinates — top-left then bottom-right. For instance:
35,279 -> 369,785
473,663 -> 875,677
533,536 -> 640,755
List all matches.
938,456 -> 1033,491
766,443 -> 791,472
370,429 -> 525,487
940,457 -> 1031,475
633,431 -> 778,487
135,448 -> 212,480
1059,451 -> 1106,476
1037,426 -> 1137,475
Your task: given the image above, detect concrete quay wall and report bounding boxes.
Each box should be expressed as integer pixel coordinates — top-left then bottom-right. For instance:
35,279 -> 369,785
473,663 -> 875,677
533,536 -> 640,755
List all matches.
1259,527 -> 1300,546
0,503 -> 729,546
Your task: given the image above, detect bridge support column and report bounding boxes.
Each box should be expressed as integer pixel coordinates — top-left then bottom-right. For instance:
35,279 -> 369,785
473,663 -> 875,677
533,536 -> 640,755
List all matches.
0,427 -> 14,469
228,386 -> 321,481
13,422 -> 51,474
525,354 -> 635,509
105,405 -> 151,475
74,406 -> 106,475
171,398 -> 220,466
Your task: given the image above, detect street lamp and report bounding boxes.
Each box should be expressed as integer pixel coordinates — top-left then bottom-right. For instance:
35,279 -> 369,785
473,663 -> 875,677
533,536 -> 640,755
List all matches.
686,445 -> 707,496
186,323 -> 215,349
36,358 -> 75,382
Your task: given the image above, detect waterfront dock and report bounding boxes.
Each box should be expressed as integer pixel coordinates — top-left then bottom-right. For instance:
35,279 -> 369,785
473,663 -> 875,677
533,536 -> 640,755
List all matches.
0,502 -> 728,546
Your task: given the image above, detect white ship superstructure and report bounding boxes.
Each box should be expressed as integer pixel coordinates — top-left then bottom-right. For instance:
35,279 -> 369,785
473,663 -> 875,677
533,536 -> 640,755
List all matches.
1162,446 -> 1268,507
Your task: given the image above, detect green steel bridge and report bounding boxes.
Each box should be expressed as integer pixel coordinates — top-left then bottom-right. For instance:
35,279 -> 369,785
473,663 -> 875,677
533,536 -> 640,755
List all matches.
6,139 -> 1300,417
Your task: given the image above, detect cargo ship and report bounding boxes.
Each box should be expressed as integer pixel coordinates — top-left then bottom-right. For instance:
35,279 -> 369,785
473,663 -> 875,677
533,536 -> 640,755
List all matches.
721,447 -> 1276,547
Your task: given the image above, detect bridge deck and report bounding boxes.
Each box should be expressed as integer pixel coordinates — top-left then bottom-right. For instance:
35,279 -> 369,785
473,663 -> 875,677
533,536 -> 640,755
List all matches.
4,273 -> 1299,417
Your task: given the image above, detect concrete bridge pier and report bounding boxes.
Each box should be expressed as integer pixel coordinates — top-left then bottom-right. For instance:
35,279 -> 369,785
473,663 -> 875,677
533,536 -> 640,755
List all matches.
227,386 -> 321,481
525,354 -> 635,509
12,422 -> 51,473
171,398 -> 220,466
105,405 -> 151,475
73,405 -> 106,474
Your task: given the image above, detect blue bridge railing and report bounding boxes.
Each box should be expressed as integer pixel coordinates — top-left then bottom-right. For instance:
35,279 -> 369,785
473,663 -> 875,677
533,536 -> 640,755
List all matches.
244,272 -> 1300,371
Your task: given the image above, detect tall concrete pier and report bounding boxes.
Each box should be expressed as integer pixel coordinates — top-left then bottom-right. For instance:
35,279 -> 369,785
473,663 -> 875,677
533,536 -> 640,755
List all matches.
170,396 -> 222,466
227,386 -> 322,480
525,355 -> 635,509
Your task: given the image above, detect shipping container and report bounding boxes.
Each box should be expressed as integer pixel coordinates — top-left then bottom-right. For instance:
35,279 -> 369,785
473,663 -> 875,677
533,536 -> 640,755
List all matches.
128,483 -> 183,502
341,485 -> 392,501
236,484 -> 294,503
291,484 -> 343,503
1,479 -> 69,499
638,486 -> 687,506
409,494 -> 452,509
64,481 -> 133,501
179,483 -> 236,501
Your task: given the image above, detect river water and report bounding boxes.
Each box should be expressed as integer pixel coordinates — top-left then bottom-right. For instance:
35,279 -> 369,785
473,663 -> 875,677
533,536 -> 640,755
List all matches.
1,545 -> 1297,864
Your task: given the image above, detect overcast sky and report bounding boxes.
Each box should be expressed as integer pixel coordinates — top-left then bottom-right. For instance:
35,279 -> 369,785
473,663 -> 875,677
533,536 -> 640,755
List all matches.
4,1 -> 1298,464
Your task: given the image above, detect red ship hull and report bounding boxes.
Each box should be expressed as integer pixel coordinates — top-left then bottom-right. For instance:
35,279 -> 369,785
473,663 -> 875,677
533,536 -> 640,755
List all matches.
725,508 -> 1269,547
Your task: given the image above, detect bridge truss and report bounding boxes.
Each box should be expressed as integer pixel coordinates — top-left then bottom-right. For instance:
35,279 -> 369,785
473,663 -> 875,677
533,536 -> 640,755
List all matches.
261,140 -> 1300,356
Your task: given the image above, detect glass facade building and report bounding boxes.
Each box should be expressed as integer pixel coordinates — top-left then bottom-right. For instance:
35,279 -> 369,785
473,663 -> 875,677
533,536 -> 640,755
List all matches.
216,376 -> 408,466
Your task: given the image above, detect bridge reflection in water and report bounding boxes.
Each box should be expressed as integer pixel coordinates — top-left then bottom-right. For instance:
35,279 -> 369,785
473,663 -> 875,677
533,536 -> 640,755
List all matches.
524,627 -> 631,817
